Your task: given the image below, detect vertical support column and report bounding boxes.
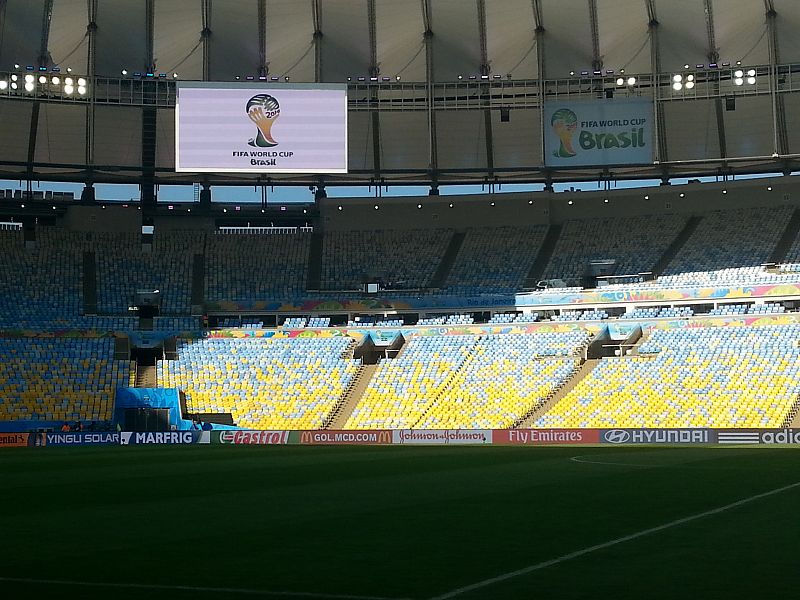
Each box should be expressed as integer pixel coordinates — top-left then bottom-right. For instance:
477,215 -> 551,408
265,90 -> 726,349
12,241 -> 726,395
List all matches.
312,0 -> 322,83
532,0 -> 547,173
765,3 -> 788,159
367,0 -> 381,179
258,0 -> 267,77
85,0 -> 98,191
477,0 -> 494,178
145,0 -> 155,72
646,0 -> 667,166
201,0 -> 211,81
422,0 -> 437,185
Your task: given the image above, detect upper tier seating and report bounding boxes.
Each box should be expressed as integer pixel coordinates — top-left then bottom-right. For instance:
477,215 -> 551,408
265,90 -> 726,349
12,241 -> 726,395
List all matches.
320,229 -> 452,290
157,337 -> 359,429
541,215 -> 687,283
0,228 -> 88,328
536,324 -> 800,428
658,206 -> 792,287
205,231 -> 310,302
444,226 -> 548,294
0,337 -> 133,422
95,231 -> 203,314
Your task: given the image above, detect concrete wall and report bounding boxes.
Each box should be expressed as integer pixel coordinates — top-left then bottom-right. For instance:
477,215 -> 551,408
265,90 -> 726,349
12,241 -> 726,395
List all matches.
319,176 -> 800,231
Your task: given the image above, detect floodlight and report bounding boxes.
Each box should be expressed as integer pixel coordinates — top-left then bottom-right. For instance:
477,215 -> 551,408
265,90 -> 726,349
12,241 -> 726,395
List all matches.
672,74 -> 682,82
24,81 -> 34,92
627,76 -> 636,86
672,81 -> 682,91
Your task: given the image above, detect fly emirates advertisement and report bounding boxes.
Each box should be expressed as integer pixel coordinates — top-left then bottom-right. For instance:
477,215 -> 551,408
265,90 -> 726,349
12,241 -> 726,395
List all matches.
175,82 -> 348,174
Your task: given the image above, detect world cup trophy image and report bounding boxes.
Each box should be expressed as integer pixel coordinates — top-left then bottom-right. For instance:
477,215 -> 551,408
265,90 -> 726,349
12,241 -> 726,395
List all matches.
246,94 -> 280,147
551,108 -> 578,158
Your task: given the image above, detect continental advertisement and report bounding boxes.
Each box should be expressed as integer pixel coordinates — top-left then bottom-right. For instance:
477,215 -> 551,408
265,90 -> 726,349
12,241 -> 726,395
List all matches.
6,429 -> 800,447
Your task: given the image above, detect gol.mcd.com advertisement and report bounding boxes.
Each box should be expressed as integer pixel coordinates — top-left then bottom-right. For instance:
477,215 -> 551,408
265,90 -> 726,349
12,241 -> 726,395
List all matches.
176,82 -> 348,174
544,99 -> 653,168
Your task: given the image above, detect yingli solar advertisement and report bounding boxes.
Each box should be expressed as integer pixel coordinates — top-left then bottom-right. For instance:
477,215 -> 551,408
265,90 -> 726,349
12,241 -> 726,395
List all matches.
175,82 -> 348,173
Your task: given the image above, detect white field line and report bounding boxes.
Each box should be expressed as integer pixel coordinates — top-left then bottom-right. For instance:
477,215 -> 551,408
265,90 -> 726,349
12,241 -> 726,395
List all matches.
0,576 -> 411,600
569,455 -> 652,467
428,480 -> 800,600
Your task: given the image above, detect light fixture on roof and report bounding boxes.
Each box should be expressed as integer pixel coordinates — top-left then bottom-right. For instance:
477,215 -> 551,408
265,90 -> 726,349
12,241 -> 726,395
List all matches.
77,85 -> 86,95
173,73 -> 178,78
672,81 -> 682,91
448,203 -> 453,208
490,202 -> 495,206
77,77 -> 86,86
626,76 -> 636,86
64,84 -> 74,94
568,200 -> 573,205
417,204 -> 422,209
722,189 -> 727,194
11,74 -> 17,81
51,76 -> 59,85
337,205 -> 342,211
679,193 -> 685,198
768,186 -> 773,191
14,63 -> 19,69
10,82 -> 17,90
569,71 -> 575,76
734,69 -> 744,78
24,74 -> 34,84
24,81 -> 34,92
528,200 -> 533,205
684,64 -> 690,69
0,81 -> 6,90
67,67 -> 72,73
121,69 -> 127,75
616,77 -> 624,86
374,205 -> 379,210
38,75 -> 46,84
673,74 -> 682,83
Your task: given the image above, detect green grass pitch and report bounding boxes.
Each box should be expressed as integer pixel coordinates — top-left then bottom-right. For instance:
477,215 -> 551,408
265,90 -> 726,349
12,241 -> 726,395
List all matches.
1,445 -> 799,600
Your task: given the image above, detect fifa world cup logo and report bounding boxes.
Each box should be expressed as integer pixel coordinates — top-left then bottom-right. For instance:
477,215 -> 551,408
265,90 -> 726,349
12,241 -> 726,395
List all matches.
247,94 -> 280,147
551,108 -> 578,158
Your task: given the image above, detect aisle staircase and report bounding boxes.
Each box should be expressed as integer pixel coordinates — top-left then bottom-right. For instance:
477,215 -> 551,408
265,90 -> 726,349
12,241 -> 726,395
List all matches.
523,224 -> 562,288
430,231 -> 466,289
83,251 -> 98,314
651,215 -> 703,276
768,208 -> 800,264
306,231 -> 324,291
326,364 -> 378,428
516,358 -> 599,428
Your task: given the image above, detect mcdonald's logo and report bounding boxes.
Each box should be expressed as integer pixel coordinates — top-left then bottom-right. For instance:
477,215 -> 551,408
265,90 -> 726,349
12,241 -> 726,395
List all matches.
299,430 -> 393,445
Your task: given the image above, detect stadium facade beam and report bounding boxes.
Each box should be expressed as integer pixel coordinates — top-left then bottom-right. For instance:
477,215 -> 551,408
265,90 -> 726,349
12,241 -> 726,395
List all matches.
258,0 -> 267,77
85,0 -> 98,180
588,0 -> 602,72
145,0 -> 155,72
422,0 -> 438,185
532,0 -> 547,179
703,0 -> 728,163
477,0 -> 494,176
645,0 -> 667,167
38,0 -> 54,68
201,0 -> 211,81
312,0 -> 322,83
367,0 -> 381,179
765,1 -> 788,158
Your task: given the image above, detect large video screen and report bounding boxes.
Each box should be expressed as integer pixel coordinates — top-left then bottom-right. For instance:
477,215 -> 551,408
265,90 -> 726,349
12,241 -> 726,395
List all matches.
175,83 -> 347,173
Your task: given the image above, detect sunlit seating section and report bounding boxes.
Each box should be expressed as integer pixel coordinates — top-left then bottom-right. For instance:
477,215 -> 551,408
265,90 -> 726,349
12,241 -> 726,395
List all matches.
659,206 -> 792,287
445,226 -> 548,294
345,335 -> 480,429
415,333 -> 587,429
205,231 -> 310,302
157,337 -> 359,429
95,231 -> 203,314
536,324 -> 800,428
321,229 -> 452,290
542,215 -> 687,283
0,228 -> 89,328
346,331 -> 589,429
0,338 -> 132,422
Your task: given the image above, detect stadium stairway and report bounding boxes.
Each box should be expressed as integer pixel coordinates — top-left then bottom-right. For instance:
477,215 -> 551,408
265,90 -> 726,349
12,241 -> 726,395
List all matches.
651,215 -> 703,277
523,224 -> 562,289
784,395 -> 800,427
190,253 -> 205,314
516,358 -> 599,428
326,364 -> 378,429
83,251 -> 98,314
431,231 -> 466,289
768,207 -> 800,264
306,231 -> 324,291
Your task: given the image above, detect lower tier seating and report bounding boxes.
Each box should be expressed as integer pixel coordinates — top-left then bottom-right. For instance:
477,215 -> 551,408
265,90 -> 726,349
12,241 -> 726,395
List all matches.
0,337 -> 133,422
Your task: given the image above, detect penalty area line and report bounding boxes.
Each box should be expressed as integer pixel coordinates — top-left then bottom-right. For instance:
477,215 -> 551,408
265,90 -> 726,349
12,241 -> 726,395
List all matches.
0,576 -> 411,600
428,479 -> 800,600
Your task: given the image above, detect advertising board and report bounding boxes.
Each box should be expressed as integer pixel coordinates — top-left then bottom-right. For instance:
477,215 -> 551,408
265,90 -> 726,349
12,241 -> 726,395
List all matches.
392,430 -> 493,445
120,431 -> 209,445
495,429 -> 601,444
46,432 -> 120,446
215,430 -> 293,445
299,430 -> 392,445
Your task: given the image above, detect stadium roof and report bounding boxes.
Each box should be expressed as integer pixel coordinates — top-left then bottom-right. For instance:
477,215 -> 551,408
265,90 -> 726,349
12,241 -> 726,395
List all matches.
2,0 -> 799,81
0,1 -> 799,187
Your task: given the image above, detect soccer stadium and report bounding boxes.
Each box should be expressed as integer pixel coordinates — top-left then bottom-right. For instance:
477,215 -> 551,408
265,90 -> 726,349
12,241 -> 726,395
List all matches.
3,1 -> 800,599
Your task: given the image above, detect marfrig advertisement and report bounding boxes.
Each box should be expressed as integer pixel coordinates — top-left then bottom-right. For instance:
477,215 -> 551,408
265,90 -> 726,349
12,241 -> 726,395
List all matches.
543,99 -> 653,168
176,82 -> 348,173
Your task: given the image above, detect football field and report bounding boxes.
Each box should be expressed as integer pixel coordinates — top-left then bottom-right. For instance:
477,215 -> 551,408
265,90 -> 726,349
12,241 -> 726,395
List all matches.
1,445 -> 799,599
